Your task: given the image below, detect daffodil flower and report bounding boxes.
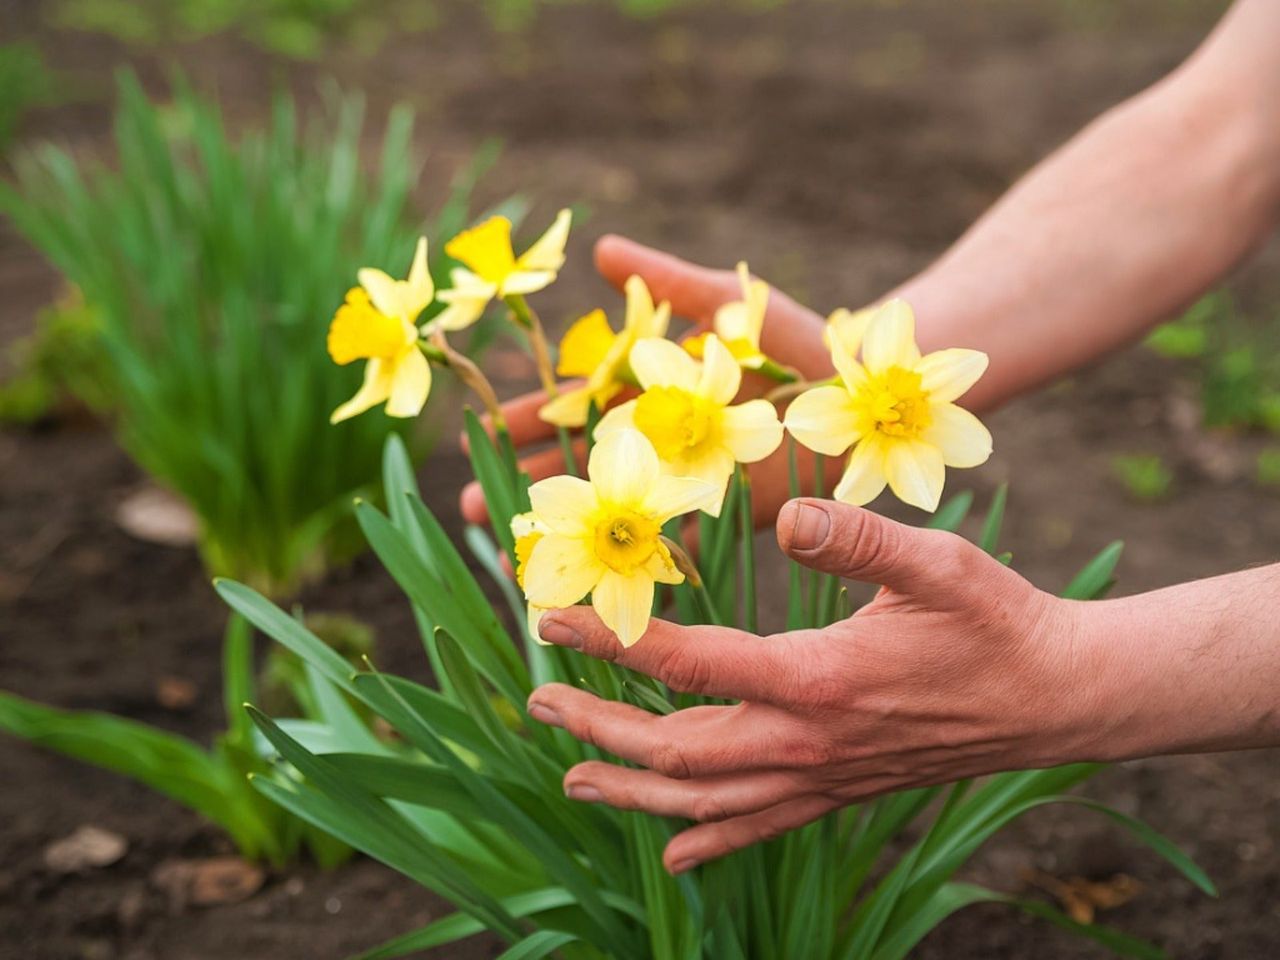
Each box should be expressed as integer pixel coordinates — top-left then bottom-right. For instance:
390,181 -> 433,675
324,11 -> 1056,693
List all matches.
684,261 -> 769,370
327,238 -> 434,423
511,511 -> 553,640
594,334 -> 783,516
784,299 -> 991,512
432,209 -> 572,333
539,275 -> 671,428
521,429 -> 718,646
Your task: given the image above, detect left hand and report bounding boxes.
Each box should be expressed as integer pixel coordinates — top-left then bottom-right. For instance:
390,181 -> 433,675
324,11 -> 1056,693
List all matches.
527,497 -> 1102,874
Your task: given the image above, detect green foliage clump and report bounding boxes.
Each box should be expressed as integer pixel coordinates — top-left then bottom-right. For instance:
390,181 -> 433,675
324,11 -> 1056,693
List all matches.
1111,453 -> 1173,502
0,297 -> 110,426
0,43 -> 56,154
1,73 -> 485,594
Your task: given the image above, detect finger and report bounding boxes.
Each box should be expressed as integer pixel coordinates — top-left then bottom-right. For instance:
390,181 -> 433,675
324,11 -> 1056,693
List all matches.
563,761 -> 809,822
663,795 -> 840,873
594,234 -> 739,321
538,607 -> 804,704
527,684 -> 797,778
776,497 -> 995,597
460,441 -> 588,526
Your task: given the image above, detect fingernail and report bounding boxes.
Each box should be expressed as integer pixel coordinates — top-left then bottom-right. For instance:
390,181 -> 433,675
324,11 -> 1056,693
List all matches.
566,784 -> 603,803
791,502 -> 830,550
527,702 -> 563,728
539,618 -> 583,649
668,859 -> 699,875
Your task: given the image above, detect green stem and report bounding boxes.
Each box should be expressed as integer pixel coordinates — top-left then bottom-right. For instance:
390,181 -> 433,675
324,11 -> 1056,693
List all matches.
737,465 -> 758,634
221,610 -> 254,748
787,439 -> 808,630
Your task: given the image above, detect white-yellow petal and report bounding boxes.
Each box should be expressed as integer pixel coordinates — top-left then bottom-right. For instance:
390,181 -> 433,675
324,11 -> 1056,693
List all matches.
883,438 -> 945,512
592,569 -> 654,647
623,275 -> 670,339
405,237 -> 434,316
331,358 -> 395,424
784,385 -> 861,456
925,403 -> 992,468
628,337 -> 701,393
524,534 -> 604,608
916,348 -> 989,403
593,400 -> 637,437
642,474 -> 721,521
589,428 -> 659,506
663,450 -> 734,517
527,603 -> 550,644
824,306 -> 873,357
698,334 -> 742,406
833,435 -> 889,506
528,475 -> 597,536
358,268 -> 404,320
861,299 -> 920,374
498,269 -> 556,297
720,399 -> 783,464
511,511 -> 549,538
518,208 -> 572,273
384,347 -> 432,418
645,548 -> 685,586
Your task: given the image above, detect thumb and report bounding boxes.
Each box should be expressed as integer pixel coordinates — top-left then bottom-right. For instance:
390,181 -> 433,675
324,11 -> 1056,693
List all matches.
776,497 -> 981,596
594,234 -> 738,321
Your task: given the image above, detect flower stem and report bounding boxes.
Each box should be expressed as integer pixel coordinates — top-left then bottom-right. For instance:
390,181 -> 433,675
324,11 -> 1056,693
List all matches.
429,332 -> 505,431
737,466 -> 758,634
504,294 -> 579,478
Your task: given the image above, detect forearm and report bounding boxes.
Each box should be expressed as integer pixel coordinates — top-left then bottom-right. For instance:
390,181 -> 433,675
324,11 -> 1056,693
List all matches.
893,0 -> 1280,412
1073,562 -> 1280,761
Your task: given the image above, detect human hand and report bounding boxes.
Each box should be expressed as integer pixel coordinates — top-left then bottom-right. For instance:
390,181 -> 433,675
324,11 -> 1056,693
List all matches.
525,497 -> 1098,874
459,235 -> 835,528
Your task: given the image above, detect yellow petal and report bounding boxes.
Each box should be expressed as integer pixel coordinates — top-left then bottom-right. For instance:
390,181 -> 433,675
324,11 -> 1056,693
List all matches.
593,399 -> 637,437
883,438 -> 945,512
784,385 -> 861,456
385,347 -> 432,418
431,269 -> 496,332
330,358 -> 395,424
629,337 -> 701,392
517,208 -> 572,273
645,542 -> 685,586
539,386 -> 595,428
327,288 -> 407,364
589,428 -> 659,506
720,399 -> 784,463
824,306 -> 874,356
925,403 -> 992,468
623,275 -> 670,339
428,299 -> 487,333
357,268 -> 404,320
591,569 -> 654,647
528,475 -> 597,536
825,322 -> 869,394
713,262 -> 767,348
697,334 -> 742,405
405,237 -> 434,316
862,299 -> 920,375
511,510 -> 549,539
833,435 -> 889,505
524,534 -> 604,608
527,603 -> 550,643
557,309 -> 616,378
499,269 -> 556,297
916,348 -> 989,403
444,216 -> 516,283
661,450 -> 734,517
642,473 -> 721,521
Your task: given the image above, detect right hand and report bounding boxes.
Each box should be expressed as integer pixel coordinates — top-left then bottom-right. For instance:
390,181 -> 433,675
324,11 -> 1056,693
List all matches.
459,234 -> 836,528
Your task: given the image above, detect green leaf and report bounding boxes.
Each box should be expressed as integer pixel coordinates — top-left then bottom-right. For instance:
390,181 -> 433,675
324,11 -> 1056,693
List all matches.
494,930 -> 581,960
978,484 -> 1007,555
1062,541 -> 1124,600
926,490 -> 973,533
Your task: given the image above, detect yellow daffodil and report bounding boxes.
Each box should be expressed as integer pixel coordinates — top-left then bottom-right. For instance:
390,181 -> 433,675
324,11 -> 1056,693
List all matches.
433,209 -> 572,332
684,261 -> 769,369
784,299 -> 991,512
511,511 -> 553,640
594,334 -> 783,516
520,429 -> 718,646
823,305 -> 874,354
539,275 -> 671,428
327,238 -> 434,423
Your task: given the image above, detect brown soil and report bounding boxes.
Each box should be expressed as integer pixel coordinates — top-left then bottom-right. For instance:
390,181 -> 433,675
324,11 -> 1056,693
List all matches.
3,1 -> 1278,958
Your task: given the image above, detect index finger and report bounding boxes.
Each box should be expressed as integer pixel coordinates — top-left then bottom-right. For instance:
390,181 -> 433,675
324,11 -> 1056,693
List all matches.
537,606 -> 806,705
594,235 -> 739,322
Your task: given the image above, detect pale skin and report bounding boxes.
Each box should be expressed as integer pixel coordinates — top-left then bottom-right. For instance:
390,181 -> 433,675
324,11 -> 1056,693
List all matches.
462,0 -> 1280,874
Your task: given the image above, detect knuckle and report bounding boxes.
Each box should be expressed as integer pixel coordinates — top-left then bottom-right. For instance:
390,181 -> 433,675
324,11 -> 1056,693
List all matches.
654,647 -> 712,695
690,793 -> 732,823
649,740 -> 694,779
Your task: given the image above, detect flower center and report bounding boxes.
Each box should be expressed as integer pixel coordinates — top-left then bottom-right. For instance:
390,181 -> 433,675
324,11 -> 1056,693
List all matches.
861,366 -> 932,439
327,288 -> 411,364
593,509 -> 661,575
444,216 -> 516,284
513,531 -> 543,590
632,386 -> 716,461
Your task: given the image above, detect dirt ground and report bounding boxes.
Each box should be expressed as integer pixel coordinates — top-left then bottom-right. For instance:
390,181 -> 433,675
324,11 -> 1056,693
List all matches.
2,1 -> 1279,957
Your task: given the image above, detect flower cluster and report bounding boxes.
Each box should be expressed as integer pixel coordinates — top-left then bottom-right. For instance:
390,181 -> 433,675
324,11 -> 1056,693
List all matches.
327,228 -> 990,645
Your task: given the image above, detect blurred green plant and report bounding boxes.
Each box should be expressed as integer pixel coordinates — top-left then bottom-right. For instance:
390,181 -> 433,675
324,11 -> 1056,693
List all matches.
0,294 -> 111,426
215,434 -> 1211,960
0,43 -> 56,154
0,612 -> 375,867
1,72 -> 494,595
1111,453 -> 1173,502
1146,292 -> 1280,433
